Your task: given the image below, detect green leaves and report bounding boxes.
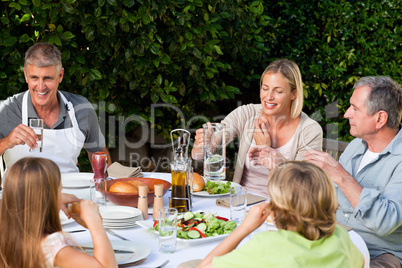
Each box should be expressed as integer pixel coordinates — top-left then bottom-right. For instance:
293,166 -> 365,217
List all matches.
3,37 -> 17,46
62,31 -> 75,40
9,2 -> 22,10
1,0 -> 400,147
89,69 -> 102,80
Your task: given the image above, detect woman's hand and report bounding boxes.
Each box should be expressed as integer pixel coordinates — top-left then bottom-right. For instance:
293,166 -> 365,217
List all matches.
192,123 -> 213,160
249,145 -> 286,170
253,116 -> 271,146
194,128 -> 208,149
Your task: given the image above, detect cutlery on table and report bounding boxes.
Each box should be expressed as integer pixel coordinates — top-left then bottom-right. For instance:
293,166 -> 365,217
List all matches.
117,258 -> 147,267
155,259 -> 170,268
80,246 -> 134,254
105,228 -> 130,241
118,259 -> 169,268
67,229 -> 87,233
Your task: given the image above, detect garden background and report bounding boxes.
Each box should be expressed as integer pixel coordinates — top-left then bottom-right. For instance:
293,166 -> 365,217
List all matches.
1,0 -> 401,174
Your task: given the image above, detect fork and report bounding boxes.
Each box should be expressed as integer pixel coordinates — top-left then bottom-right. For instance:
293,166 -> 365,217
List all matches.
156,260 -> 170,268
105,229 -> 130,241
118,259 -> 169,268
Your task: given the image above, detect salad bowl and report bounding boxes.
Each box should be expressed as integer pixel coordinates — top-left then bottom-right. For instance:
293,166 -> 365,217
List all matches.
137,211 -> 237,246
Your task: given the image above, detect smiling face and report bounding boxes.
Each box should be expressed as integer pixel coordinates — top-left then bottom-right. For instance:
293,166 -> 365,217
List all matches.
260,72 -> 296,118
24,64 -> 63,109
344,86 -> 378,139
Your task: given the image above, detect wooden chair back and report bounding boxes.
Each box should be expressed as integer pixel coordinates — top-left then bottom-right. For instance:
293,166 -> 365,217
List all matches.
323,138 -> 349,161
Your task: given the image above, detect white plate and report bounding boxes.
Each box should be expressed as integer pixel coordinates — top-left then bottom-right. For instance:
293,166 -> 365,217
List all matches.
61,172 -> 93,188
104,223 -> 138,229
59,210 -> 75,225
103,218 -> 139,224
192,181 -> 241,197
137,219 -> 232,246
80,240 -> 150,265
102,215 -> 143,223
100,206 -> 142,220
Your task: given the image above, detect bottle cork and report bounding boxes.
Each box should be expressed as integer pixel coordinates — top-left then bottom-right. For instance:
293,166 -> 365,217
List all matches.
138,185 -> 148,220
153,184 -> 164,221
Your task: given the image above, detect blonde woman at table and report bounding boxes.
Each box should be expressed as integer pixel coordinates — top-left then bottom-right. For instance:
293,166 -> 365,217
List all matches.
198,161 -> 364,268
192,59 -> 322,196
0,157 -> 117,268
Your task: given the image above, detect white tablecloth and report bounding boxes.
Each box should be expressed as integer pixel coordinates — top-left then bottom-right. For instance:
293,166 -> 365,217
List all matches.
62,172 -> 370,268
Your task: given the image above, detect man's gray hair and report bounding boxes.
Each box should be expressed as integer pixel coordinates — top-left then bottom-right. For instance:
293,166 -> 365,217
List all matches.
354,76 -> 402,129
24,42 -> 62,72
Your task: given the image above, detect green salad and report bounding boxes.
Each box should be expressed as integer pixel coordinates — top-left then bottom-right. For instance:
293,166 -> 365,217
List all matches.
152,211 -> 237,239
204,180 -> 232,195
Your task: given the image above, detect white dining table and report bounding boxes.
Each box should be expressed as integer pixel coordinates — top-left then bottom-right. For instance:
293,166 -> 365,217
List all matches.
61,172 -> 370,268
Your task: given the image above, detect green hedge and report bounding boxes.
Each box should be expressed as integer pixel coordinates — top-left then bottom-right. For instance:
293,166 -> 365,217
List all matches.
1,0 -> 401,146
0,0 -> 267,139
267,1 -> 402,140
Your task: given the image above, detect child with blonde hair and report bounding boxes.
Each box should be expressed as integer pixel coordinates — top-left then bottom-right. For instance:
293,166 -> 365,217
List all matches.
199,161 -> 364,267
0,157 -> 117,267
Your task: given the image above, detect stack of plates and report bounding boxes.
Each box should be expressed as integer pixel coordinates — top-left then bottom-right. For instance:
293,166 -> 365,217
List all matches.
100,206 -> 143,229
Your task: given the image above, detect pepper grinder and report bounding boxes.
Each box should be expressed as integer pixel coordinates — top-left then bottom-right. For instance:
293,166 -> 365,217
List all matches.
138,185 -> 149,220
153,184 -> 164,221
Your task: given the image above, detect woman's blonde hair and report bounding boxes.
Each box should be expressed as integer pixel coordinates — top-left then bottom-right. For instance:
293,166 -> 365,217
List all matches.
267,161 -> 338,240
260,59 -> 304,118
0,157 -> 62,267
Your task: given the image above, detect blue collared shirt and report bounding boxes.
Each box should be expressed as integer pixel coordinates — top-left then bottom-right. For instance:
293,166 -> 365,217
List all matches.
338,129 -> 402,263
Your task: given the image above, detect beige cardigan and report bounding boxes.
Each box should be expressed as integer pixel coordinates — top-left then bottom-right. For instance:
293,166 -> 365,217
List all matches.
221,104 -> 323,183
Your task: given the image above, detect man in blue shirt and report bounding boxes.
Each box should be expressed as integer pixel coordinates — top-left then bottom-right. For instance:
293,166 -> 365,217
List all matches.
306,76 -> 402,268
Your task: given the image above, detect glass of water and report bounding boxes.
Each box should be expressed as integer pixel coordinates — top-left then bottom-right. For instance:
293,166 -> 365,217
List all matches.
29,118 -> 43,153
203,123 -> 226,180
89,179 -> 106,206
230,186 -> 247,225
158,207 -> 178,253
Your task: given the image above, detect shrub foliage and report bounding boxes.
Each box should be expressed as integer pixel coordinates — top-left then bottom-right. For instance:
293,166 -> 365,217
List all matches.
1,0 -> 401,146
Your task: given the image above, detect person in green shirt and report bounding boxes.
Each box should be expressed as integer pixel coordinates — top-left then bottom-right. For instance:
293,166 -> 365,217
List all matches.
199,161 -> 364,268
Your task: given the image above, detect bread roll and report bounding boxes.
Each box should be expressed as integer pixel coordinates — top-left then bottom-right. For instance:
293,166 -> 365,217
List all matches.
192,173 -> 205,192
127,180 -> 146,189
67,202 -> 87,228
109,181 -> 138,193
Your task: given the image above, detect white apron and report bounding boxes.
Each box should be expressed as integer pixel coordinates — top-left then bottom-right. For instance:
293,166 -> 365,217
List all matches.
3,91 -> 85,174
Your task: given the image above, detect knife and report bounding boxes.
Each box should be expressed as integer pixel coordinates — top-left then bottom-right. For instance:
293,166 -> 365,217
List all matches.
105,228 -> 130,241
67,229 -> 87,233
80,246 -> 134,254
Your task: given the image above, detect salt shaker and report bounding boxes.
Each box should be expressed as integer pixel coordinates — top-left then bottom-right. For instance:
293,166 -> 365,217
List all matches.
153,184 -> 164,221
138,185 -> 149,220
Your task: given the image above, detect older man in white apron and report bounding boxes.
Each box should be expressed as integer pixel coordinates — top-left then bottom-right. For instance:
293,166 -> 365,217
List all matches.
0,42 -> 110,179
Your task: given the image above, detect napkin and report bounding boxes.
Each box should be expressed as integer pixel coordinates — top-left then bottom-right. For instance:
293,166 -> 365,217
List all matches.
216,194 -> 267,208
107,162 -> 142,179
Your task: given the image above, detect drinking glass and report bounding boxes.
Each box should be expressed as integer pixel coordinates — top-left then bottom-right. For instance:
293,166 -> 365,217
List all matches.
89,179 -> 106,206
29,118 -> 43,153
203,123 -> 226,180
158,207 -> 178,253
230,186 -> 247,224
91,152 -> 108,206
92,152 -> 108,180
